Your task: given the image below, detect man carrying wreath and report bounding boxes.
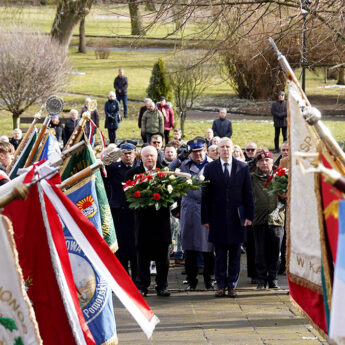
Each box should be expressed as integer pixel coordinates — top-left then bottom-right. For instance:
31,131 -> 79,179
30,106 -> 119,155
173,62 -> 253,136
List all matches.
125,146 -> 171,297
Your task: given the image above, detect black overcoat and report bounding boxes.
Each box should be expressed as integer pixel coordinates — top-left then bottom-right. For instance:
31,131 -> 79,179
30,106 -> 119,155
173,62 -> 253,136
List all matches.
201,158 -> 254,244
125,163 -> 171,249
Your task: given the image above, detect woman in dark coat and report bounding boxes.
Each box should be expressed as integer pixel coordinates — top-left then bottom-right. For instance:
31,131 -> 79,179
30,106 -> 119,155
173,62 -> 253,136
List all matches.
49,114 -> 64,149
104,91 -> 120,144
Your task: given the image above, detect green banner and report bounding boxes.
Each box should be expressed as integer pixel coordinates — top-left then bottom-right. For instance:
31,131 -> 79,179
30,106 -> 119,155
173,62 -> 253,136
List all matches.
61,140 -> 118,252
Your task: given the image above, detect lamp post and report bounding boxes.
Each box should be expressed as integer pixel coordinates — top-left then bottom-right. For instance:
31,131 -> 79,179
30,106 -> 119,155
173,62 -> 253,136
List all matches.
301,0 -> 311,92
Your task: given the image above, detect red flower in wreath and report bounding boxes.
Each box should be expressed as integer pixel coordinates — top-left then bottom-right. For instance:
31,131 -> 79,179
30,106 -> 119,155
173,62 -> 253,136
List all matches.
157,172 -> 166,178
276,168 -> 286,177
134,191 -> 141,198
153,193 -> 161,201
147,175 -> 153,181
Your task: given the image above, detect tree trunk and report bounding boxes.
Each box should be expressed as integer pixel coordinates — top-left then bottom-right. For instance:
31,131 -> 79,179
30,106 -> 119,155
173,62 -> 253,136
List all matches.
13,114 -> 20,130
128,0 -> 145,36
338,68 -> 345,85
180,111 -> 186,137
78,17 -> 87,53
51,0 -> 93,53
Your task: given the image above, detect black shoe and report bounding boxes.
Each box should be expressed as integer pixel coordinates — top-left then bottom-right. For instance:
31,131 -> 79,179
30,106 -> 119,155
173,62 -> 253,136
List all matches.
139,289 -> 148,297
228,288 -> 237,298
156,289 -> 171,297
257,283 -> 266,290
268,281 -> 280,289
204,281 -> 216,291
215,288 -> 226,297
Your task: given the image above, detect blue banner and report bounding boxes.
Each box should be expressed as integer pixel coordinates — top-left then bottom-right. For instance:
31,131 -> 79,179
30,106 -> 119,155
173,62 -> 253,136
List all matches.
37,132 -> 60,162
63,176 -> 117,345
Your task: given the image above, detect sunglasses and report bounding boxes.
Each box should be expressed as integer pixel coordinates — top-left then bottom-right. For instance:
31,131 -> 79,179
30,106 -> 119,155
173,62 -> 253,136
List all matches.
152,141 -> 161,144
246,148 -> 256,152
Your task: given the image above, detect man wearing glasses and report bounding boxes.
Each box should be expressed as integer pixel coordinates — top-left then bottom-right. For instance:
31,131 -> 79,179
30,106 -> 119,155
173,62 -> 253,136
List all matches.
244,142 -> 257,173
150,134 -> 164,165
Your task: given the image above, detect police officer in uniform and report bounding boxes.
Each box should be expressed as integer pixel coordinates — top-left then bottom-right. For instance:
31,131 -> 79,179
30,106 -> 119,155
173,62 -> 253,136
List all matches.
106,140 -> 139,280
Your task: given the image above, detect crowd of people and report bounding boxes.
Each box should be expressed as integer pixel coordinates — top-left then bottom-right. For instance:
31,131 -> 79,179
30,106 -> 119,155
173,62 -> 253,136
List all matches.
0,66 -> 289,298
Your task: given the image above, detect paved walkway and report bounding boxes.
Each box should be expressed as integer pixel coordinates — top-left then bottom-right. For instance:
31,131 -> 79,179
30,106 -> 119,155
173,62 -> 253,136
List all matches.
113,257 -> 327,345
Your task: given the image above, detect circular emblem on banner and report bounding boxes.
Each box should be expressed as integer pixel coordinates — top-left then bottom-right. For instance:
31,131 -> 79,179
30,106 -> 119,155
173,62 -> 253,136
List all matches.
65,236 -> 109,322
46,95 -> 64,115
76,195 -> 97,219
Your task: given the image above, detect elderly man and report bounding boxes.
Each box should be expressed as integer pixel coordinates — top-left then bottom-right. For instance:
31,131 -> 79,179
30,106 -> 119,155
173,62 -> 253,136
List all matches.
251,150 -> 285,289
207,144 -> 219,160
212,108 -> 232,138
105,91 -> 120,144
63,109 -> 79,145
201,137 -> 254,297
141,101 -> 164,143
9,128 -> 22,151
271,91 -> 287,153
138,98 -> 153,141
114,68 -> 128,118
244,142 -> 258,173
106,140 -> 139,280
180,138 -> 214,290
126,146 -> 171,297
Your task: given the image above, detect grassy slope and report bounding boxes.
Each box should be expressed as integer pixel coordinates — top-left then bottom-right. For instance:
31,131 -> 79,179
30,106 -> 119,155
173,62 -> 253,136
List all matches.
0,4 -> 344,148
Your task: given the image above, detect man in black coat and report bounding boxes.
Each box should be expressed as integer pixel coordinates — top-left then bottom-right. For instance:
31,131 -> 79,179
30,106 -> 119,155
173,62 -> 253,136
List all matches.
106,140 -> 139,281
63,109 -> 79,146
201,137 -> 254,298
271,91 -> 287,152
211,108 -> 232,138
113,68 -> 128,118
125,145 -> 171,297
9,128 -> 22,151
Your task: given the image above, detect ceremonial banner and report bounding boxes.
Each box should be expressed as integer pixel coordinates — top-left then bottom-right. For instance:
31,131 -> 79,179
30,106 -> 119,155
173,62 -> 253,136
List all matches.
329,200 -> 345,344
35,131 -> 61,163
41,180 -> 160,339
287,81 -> 327,333
61,140 -> 118,252
9,129 -> 37,179
64,176 -> 117,345
0,215 -> 42,345
3,169 -> 95,345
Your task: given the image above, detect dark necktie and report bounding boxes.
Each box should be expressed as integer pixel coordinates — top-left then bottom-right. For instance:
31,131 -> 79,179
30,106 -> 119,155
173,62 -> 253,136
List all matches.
224,162 -> 230,179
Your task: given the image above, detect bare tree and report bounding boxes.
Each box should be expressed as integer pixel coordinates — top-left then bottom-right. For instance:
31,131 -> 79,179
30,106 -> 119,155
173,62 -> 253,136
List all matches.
167,51 -> 215,135
0,25 -> 70,129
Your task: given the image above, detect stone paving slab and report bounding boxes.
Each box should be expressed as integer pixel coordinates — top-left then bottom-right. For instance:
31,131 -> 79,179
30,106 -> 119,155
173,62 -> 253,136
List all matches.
113,258 -> 328,345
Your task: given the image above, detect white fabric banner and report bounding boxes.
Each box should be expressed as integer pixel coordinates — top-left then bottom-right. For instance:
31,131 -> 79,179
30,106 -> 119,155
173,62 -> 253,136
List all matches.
0,215 -> 42,345
288,82 -> 322,290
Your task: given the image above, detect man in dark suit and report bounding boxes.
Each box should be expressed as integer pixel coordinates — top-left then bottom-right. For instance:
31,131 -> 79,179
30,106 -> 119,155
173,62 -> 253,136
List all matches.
106,140 -> 139,281
201,137 -> 254,298
125,146 -> 171,297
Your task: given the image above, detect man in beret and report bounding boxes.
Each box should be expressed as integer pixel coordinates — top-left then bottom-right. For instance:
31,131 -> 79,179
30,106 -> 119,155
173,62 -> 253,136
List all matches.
201,137 -> 254,298
251,150 -> 285,290
106,140 -> 139,280
180,138 -> 214,291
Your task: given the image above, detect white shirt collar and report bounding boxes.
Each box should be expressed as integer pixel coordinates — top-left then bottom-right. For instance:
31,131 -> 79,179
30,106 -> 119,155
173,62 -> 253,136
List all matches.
144,165 -> 156,171
220,158 -> 232,166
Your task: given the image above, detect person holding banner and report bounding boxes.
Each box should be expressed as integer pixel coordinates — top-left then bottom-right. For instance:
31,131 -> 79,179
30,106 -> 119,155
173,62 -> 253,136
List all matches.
0,142 -> 14,185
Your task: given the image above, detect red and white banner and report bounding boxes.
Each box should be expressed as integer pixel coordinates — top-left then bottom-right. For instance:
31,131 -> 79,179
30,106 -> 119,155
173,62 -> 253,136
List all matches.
40,180 -> 160,339
0,215 -> 42,345
287,81 -> 327,334
4,176 -> 95,345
